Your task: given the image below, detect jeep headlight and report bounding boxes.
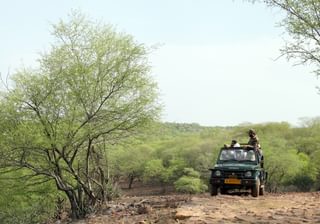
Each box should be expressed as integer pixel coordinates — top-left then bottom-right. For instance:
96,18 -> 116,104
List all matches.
244,171 -> 252,177
214,170 -> 221,177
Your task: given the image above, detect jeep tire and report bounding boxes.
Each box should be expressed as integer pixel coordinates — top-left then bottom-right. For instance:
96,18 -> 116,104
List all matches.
259,185 -> 264,196
210,185 -> 218,196
220,188 -> 228,195
251,180 -> 260,197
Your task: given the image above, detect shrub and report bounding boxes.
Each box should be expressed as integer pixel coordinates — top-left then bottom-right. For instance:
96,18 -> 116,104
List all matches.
174,168 -> 207,194
289,174 -> 315,192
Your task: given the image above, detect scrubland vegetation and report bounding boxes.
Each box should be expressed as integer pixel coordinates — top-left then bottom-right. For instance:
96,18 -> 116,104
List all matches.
1,121 -> 320,223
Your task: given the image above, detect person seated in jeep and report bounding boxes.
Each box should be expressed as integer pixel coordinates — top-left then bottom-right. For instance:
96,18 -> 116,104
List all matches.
231,139 -> 240,147
224,139 -> 240,148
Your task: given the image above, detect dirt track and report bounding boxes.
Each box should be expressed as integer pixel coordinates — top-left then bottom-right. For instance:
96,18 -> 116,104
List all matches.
74,192 -> 320,224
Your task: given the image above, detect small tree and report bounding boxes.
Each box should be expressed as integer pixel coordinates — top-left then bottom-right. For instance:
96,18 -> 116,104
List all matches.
0,12 -> 159,219
143,159 -> 170,190
109,144 -> 153,189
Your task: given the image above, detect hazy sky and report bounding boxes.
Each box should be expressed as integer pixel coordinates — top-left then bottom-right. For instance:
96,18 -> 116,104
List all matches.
1,0 -> 319,126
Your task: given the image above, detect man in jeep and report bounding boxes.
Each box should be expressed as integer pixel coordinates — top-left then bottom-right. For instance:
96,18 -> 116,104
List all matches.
224,139 -> 240,148
247,129 -> 260,149
247,129 -> 263,163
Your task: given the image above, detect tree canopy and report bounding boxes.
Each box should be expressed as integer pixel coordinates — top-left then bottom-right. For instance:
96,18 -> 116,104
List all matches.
253,0 -> 320,76
0,12 -> 160,219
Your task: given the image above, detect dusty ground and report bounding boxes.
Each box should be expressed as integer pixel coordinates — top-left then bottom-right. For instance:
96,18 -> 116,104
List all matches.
73,192 -> 320,224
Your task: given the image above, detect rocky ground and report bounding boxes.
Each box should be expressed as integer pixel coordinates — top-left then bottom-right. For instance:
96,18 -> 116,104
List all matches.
72,191 -> 320,224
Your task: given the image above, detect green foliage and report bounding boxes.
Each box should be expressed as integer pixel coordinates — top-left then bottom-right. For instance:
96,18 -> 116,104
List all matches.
142,158 -> 188,188
166,159 -> 188,180
289,174 -> 315,192
265,150 -> 303,191
252,0 -> 320,76
2,107 -> 320,220
133,121 -> 320,193
109,144 -> 153,187
0,11 -> 160,219
105,182 -> 122,200
0,171 -> 60,224
143,159 -> 169,183
174,168 -> 208,194
182,168 -> 201,178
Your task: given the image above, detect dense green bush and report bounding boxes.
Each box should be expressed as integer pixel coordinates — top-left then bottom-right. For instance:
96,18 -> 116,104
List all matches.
174,168 -> 208,194
288,174 -> 315,192
0,174 -> 59,224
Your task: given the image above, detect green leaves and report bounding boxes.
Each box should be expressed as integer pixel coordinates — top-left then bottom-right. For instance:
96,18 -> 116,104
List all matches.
174,168 -> 208,194
0,170 -> 60,224
255,0 -> 320,75
0,11 -> 160,219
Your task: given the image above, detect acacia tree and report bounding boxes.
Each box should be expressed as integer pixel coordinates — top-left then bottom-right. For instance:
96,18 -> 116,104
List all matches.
0,12 -> 159,219
252,0 -> 320,75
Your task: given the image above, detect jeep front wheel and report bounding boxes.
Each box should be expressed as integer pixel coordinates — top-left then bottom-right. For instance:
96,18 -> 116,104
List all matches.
251,180 -> 260,197
220,188 -> 228,194
259,185 -> 264,196
210,185 -> 218,196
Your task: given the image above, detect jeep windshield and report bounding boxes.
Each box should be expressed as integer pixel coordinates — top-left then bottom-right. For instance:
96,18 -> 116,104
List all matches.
218,148 -> 257,163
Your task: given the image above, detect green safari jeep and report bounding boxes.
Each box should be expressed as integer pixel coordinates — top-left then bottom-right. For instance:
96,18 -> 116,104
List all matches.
209,147 -> 267,197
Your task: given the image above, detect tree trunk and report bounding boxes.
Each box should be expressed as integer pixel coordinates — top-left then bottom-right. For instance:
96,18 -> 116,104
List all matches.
65,190 -> 86,219
128,175 -> 134,189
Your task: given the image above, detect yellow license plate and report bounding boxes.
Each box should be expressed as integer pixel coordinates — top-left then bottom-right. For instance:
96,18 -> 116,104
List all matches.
224,178 -> 241,184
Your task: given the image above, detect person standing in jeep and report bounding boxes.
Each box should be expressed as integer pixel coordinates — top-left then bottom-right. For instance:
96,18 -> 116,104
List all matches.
247,129 -> 263,163
247,129 -> 260,149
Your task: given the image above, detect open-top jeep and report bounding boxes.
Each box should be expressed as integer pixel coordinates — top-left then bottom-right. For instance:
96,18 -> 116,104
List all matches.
209,146 -> 267,197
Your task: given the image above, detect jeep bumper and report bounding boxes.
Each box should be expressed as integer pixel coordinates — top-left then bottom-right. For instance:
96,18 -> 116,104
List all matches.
210,178 -> 258,187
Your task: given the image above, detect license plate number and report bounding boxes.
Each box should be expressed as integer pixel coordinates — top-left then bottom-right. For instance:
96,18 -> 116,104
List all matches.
224,178 -> 241,184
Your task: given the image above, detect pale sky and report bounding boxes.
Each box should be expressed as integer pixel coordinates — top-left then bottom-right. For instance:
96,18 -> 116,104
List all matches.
1,0 -> 319,126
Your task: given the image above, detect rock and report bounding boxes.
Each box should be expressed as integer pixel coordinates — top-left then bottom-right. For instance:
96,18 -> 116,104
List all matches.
115,205 -> 125,212
137,221 -> 146,224
175,208 -> 203,220
137,205 -> 152,214
175,210 -> 193,220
